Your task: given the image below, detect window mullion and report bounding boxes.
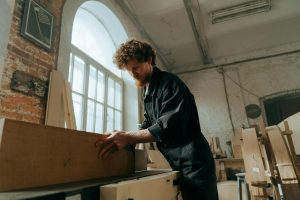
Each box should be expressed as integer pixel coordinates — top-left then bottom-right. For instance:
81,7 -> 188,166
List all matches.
121,81 -> 124,130
82,59 -> 89,131
93,69 -> 97,132
69,53 -> 74,84
103,74 -> 108,132
113,81 -> 116,131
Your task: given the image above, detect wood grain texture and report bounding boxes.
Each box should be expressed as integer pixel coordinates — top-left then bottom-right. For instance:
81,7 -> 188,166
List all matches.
241,128 -> 267,198
266,126 -> 300,199
45,70 -> 65,128
267,126 -> 297,184
0,118 -> 134,192
100,171 -> 179,200
62,80 -> 76,129
278,112 -> 300,154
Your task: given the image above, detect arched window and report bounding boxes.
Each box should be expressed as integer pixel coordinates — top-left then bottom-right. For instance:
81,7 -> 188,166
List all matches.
68,1 -> 127,133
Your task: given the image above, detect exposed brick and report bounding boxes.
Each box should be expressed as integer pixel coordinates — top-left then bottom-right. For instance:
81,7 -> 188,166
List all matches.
13,38 -> 27,50
1,0 -> 66,124
1,94 -> 39,107
0,110 -> 23,121
36,58 -> 54,69
23,114 -> 44,124
8,44 -> 30,59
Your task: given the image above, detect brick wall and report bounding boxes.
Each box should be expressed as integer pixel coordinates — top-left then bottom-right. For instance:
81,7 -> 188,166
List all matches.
0,0 -> 65,124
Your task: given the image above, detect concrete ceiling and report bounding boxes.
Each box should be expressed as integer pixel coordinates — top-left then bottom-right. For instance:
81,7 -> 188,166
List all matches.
116,0 -> 300,73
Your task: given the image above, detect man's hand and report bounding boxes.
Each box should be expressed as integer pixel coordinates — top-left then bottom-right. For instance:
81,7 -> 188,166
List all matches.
95,131 -> 133,159
95,129 -> 156,159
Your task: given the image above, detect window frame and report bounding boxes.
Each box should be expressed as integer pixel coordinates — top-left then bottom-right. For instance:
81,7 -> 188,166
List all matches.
69,45 -> 123,133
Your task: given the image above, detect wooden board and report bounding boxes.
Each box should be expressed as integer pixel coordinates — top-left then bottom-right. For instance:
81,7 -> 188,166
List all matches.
266,126 -> 300,199
147,150 -> 171,169
0,170 -> 168,200
278,112 -> 300,154
267,126 -> 297,183
241,128 -> 267,198
0,118 -> 134,192
100,171 -> 179,200
45,70 -> 65,128
215,158 -> 244,169
217,181 -> 247,200
62,80 -> 76,129
231,133 -> 243,159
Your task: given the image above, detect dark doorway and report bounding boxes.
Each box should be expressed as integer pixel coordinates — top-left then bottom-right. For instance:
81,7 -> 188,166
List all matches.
264,92 -> 300,125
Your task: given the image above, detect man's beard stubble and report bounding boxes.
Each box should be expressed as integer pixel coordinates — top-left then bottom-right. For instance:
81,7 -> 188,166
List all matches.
135,73 -> 152,88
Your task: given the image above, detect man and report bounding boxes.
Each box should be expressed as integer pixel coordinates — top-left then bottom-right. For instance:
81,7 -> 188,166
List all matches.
95,39 -> 218,200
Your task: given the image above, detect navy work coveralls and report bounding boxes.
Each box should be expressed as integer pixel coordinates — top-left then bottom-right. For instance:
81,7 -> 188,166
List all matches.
141,67 -> 218,200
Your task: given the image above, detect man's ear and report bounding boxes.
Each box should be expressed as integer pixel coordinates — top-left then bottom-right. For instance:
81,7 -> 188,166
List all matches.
147,57 -> 152,64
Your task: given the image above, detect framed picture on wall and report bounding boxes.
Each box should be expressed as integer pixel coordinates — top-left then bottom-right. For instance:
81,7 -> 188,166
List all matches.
21,0 -> 54,51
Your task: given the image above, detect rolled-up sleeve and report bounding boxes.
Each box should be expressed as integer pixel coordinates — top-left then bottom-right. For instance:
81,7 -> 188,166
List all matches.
140,111 -> 151,130
147,80 -> 192,145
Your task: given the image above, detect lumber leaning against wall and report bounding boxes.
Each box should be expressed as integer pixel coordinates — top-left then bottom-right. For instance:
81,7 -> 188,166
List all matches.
0,118 -> 135,192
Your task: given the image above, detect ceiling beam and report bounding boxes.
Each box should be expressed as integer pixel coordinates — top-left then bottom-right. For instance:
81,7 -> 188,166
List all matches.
115,0 -> 172,71
183,0 -> 211,64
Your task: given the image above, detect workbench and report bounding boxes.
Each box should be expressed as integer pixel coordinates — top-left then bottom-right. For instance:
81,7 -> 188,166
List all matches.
0,170 -> 175,200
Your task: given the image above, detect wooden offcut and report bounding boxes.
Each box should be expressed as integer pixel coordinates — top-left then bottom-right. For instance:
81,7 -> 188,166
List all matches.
266,126 -> 300,199
100,171 -> 179,200
278,112 -> 300,154
45,70 -> 65,128
45,70 -> 76,129
62,80 -> 76,129
241,128 -> 268,198
0,118 -> 134,192
231,133 -> 243,159
267,126 -> 298,184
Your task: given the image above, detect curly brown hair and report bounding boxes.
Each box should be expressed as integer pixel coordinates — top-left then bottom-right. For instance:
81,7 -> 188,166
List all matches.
113,39 -> 156,69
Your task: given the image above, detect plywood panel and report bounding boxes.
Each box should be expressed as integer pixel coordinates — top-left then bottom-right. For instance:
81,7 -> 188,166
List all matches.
217,181 -> 247,200
267,126 -> 300,199
100,171 -> 178,200
0,118 -> 134,191
267,126 -> 297,183
278,112 -> 300,154
241,128 -> 267,198
148,150 -> 171,169
45,70 -> 65,128
231,133 -> 243,159
62,80 -> 76,129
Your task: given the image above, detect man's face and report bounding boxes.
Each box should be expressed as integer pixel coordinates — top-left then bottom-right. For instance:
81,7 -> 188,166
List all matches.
125,58 -> 153,87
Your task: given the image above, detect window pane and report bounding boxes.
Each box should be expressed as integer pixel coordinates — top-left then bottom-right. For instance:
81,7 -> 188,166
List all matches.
106,107 -> 114,132
72,56 -> 85,94
115,82 -> 121,110
72,7 -> 121,77
86,100 -> 95,132
97,71 -> 105,103
95,103 -> 104,133
88,65 -> 97,99
114,110 -> 121,131
107,78 -> 114,107
72,93 -> 83,130
68,53 -> 73,82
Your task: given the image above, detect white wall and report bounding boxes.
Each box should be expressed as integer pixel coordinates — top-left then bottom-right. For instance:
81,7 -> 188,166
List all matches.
0,0 -> 15,88
180,51 -> 300,153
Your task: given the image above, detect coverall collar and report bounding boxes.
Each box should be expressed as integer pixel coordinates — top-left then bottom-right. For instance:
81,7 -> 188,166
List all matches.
144,66 -> 162,97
